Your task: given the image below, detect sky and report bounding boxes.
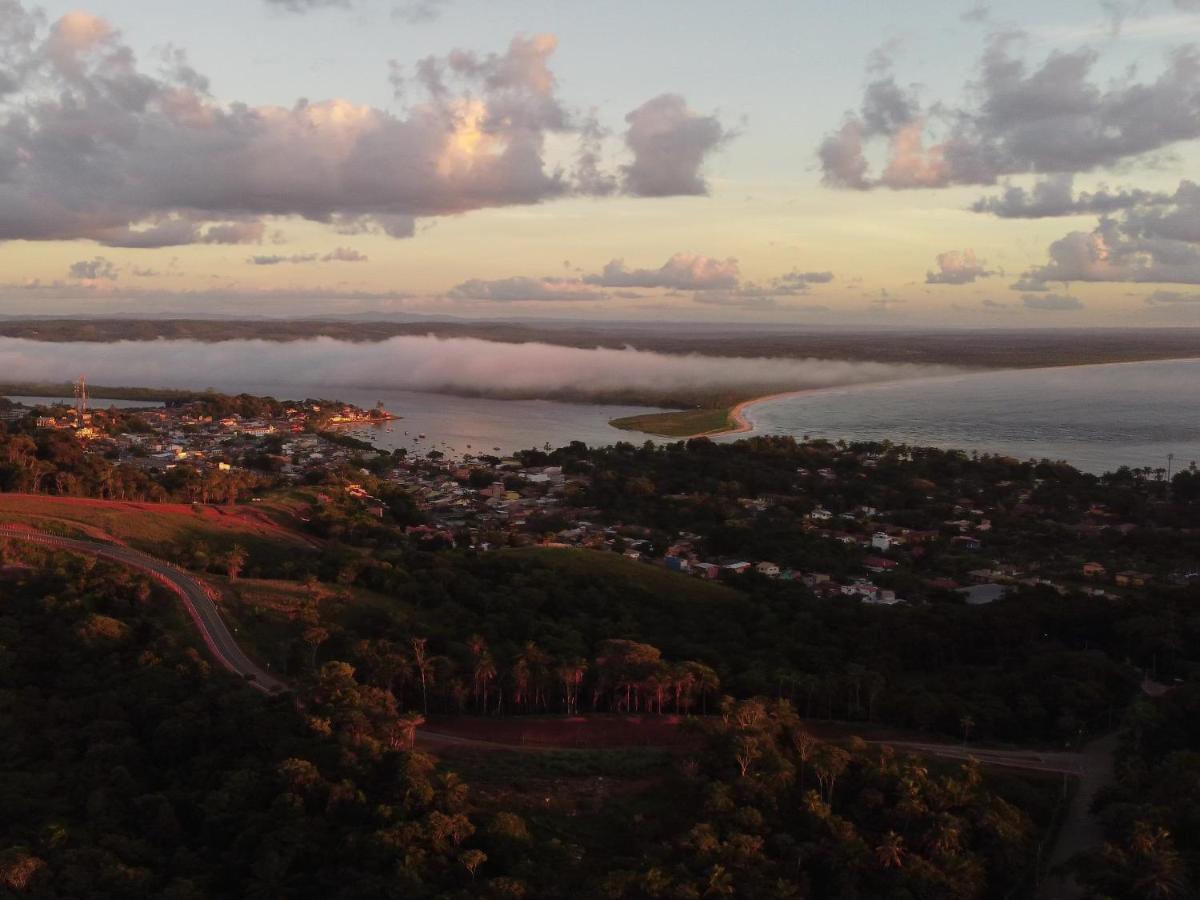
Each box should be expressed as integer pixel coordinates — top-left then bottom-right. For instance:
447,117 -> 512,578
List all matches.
3,0 -> 1200,326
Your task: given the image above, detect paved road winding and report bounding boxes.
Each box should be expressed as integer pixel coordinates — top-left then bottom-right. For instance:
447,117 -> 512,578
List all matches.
0,526 -> 287,694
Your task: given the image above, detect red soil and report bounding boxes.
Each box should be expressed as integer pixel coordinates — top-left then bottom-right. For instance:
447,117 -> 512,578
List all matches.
0,493 -> 317,546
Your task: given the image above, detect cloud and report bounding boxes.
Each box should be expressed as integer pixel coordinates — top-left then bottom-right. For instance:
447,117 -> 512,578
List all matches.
263,0 -> 352,11
962,2 -> 990,23
972,174 -> 1171,218
1022,293 -> 1084,311
1145,289 -> 1200,303
0,7 -> 717,248
249,253 -> 317,265
447,276 -> 606,303
0,279 -> 414,306
775,270 -> 834,287
819,34 -> 1200,190
68,257 -> 118,280
0,335 -> 956,402
584,253 -> 740,290
1018,180 -> 1200,286
926,249 -> 994,284
392,0 -> 450,24
620,94 -> 731,197
324,246 -> 368,262
447,254 -> 832,308
691,291 -> 780,310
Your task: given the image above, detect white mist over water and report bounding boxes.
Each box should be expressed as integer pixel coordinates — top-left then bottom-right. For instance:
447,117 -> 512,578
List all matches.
0,336 -> 951,399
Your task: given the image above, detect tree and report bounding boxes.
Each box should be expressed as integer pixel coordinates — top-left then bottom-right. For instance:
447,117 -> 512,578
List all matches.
302,626 -> 329,670
411,637 -> 432,714
396,711 -> 425,750
458,849 -> 487,882
225,544 -> 247,582
792,728 -> 819,791
960,714 -> 975,746
875,831 -> 905,870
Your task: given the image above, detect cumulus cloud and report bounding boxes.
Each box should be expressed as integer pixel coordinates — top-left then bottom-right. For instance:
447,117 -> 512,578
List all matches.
819,34 -> 1200,190
447,276 -> 606,303
585,253 -> 740,290
68,257 -> 118,280
1018,180 -> 1200,286
0,5 -> 726,249
972,174 -> 1171,218
620,94 -> 731,197
926,249 -> 994,284
0,335 -> 955,402
1022,293 -> 1084,311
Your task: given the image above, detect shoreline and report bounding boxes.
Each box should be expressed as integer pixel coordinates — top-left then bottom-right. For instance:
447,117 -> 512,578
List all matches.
666,353 -> 1200,441
678,390 -> 812,440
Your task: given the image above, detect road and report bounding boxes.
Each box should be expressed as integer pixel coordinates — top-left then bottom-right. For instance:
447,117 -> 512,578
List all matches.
0,525 -> 287,694
869,739 -> 1086,776
0,523 -> 1114,891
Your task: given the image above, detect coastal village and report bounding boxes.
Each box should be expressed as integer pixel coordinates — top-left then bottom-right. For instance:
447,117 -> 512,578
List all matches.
4,387 -> 1197,608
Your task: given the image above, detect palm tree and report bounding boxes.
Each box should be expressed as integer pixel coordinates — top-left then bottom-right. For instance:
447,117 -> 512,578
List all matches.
396,711 -> 425,749
875,831 -> 905,869
473,653 -> 497,713
960,714 -> 975,746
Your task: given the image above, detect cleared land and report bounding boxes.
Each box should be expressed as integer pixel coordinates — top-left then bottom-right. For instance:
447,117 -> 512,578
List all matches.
0,493 -> 315,562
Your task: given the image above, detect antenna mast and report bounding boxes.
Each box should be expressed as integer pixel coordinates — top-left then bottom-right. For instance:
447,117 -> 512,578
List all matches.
74,375 -> 89,419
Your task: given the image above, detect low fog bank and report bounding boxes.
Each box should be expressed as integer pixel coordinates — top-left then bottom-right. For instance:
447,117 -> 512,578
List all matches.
0,335 -> 957,406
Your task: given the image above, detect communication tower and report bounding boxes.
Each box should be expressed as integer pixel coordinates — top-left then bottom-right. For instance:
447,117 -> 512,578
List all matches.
73,376 -> 89,419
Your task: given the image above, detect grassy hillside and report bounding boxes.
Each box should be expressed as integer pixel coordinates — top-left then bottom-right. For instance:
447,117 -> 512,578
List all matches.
0,494 -> 314,571
493,547 -> 738,604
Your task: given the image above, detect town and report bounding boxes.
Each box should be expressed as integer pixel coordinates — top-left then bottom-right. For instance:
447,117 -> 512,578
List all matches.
4,384 -> 1197,612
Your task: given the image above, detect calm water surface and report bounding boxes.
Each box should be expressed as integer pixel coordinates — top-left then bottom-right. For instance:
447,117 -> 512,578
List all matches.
7,357 -> 1197,475
735,359 -> 1200,474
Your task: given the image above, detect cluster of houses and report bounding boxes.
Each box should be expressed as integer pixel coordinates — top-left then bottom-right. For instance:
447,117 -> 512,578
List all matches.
15,398 -> 388,478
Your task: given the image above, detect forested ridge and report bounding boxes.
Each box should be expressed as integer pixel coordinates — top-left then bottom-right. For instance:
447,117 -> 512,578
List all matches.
0,548 -> 1053,898
4,413 -> 1200,896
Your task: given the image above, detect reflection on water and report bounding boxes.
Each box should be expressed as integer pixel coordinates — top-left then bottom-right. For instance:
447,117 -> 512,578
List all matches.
9,358 -> 1197,476
238,384 -> 667,458
736,359 -> 1200,474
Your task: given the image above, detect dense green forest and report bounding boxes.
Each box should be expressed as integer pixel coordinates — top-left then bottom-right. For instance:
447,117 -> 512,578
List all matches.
1076,685 -> 1200,897
0,547 -> 1057,898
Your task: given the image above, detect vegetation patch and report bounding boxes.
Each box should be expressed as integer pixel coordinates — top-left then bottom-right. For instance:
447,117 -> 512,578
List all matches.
610,406 -> 735,437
